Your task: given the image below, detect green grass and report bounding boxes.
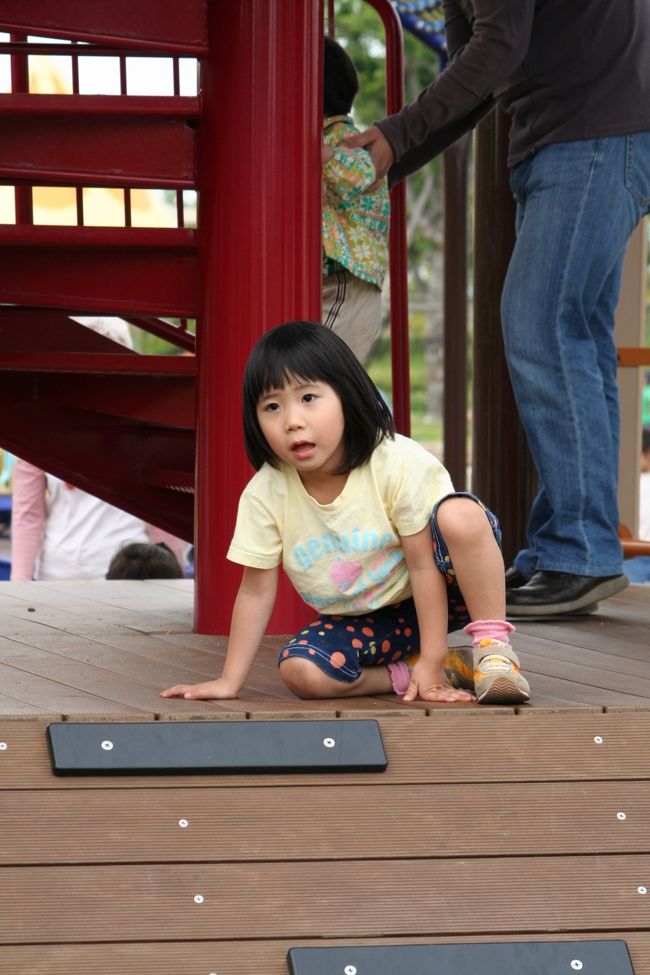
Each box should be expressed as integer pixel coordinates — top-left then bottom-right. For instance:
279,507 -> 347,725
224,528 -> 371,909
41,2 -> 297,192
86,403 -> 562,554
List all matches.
367,332 -> 444,452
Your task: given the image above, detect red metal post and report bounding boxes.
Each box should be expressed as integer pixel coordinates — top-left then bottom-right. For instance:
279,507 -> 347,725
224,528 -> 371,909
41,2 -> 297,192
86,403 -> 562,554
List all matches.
195,0 -> 323,634
364,0 -> 409,435
9,33 -> 32,225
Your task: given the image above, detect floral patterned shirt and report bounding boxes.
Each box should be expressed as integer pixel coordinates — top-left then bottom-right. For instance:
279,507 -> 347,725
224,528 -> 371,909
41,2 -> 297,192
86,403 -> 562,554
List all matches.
322,115 -> 390,287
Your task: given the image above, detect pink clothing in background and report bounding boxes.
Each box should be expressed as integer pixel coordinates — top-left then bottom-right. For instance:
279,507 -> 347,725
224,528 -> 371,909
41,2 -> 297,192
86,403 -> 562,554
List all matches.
10,458 -> 185,581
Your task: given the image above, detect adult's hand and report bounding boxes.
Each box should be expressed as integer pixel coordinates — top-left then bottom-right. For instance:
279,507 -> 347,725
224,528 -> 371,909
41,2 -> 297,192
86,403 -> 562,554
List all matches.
342,125 -> 394,189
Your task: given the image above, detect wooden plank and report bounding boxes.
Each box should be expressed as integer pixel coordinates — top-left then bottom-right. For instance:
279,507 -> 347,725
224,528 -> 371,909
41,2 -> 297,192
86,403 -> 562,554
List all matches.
0,692 -> 51,715
0,664 -> 146,716
0,580 -> 194,632
1,933 -> 649,975
2,854 -> 650,943
514,670 -> 650,708
3,710 -> 650,790
3,780 -> 649,865
0,641 -> 171,714
517,632 -> 650,677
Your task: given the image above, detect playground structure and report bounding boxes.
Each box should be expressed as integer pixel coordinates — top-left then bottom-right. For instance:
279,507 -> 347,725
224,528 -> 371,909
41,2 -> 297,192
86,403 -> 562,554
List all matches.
1,578 -> 650,973
0,3 -> 649,974
0,0 -> 648,634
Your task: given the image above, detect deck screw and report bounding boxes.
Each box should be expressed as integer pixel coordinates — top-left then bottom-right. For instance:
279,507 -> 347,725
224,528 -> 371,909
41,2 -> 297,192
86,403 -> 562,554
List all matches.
179,819 -> 189,828
571,962 -> 583,971
617,812 -> 627,821
593,736 -> 603,744
344,967 -> 357,975
101,740 -> 113,751
0,743 -> 7,750
638,886 -> 647,895
323,737 -> 336,748
194,894 -> 204,904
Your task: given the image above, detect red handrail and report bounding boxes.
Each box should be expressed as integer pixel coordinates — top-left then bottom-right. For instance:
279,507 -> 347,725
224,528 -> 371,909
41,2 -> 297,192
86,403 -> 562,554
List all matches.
362,0 -> 410,436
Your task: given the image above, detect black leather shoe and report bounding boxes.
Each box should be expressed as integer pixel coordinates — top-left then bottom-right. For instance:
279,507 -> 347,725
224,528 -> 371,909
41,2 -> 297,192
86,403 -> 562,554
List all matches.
506,570 -> 628,617
505,565 -> 528,590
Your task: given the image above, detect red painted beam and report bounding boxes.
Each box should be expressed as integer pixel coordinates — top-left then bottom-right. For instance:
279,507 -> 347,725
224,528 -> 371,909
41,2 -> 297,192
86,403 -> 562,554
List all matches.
0,384 -> 195,541
29,373 -> 196,430
0,1 -> 208,55
0,94 -> 199,118
0,227 -> 198,318
0,351 -> 196,375
0,111 -> 195,188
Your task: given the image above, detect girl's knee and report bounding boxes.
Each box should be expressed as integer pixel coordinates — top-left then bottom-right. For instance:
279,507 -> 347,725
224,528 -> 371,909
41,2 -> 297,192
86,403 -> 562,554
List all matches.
280,657 -> 340,699
436,496 -> 488,542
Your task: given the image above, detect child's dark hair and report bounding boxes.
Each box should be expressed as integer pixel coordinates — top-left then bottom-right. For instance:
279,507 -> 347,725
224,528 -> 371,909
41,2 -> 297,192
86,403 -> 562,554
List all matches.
106,542 -> 183,580
643,426 -> 650,455
324,35 -> 359,116
243,321 -> 395,472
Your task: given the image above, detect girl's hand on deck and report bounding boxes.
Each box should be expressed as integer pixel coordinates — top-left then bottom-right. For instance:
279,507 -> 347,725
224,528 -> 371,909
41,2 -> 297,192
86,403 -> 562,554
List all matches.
160,678 -> 240,700
403,661 -> 475,704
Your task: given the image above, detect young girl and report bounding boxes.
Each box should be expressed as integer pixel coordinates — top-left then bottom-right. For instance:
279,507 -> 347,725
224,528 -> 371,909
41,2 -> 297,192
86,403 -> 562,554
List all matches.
161,321 -> 530,706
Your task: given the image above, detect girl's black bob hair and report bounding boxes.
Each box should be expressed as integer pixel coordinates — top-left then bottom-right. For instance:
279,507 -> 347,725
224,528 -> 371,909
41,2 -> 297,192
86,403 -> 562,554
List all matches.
243,321 -> 395,472
324,35 -> 359,117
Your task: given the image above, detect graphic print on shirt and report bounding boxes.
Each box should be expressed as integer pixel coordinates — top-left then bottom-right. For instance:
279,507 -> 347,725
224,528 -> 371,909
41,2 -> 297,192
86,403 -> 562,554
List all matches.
292,525 -> 405,612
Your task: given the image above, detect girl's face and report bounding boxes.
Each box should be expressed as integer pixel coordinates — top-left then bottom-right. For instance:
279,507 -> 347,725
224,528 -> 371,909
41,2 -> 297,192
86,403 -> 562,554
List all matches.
256,375 -> 345,482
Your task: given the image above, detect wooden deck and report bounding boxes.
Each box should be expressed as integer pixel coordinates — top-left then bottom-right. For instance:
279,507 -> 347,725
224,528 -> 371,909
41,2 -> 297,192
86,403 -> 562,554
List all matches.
1,579 -> 649,974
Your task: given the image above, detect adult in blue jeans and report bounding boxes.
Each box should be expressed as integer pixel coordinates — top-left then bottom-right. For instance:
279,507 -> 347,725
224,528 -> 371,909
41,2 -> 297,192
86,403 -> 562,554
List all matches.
345,0 -> 650,616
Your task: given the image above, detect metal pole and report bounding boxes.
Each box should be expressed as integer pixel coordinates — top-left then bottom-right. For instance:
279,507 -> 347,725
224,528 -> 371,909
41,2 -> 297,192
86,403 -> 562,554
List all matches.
195,0 -> 322,633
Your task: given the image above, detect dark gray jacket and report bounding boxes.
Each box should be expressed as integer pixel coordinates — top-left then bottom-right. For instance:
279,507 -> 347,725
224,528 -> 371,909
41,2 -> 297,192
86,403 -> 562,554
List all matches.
379,0 -> 650,184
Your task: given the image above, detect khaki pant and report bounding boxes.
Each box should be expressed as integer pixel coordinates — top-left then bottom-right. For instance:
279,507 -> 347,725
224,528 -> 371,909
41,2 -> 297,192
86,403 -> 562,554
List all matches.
322,268 -> 382,364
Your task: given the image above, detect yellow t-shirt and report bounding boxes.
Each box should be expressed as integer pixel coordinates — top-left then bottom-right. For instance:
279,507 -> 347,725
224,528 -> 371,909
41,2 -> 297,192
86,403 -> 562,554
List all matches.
227,434 -> 454,615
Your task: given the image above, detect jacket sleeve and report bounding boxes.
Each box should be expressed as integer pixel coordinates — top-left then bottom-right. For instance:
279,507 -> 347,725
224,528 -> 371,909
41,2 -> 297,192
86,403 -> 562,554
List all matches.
377,0 -> 535,166
388,98 -> 493,187
10,459 -> 46,581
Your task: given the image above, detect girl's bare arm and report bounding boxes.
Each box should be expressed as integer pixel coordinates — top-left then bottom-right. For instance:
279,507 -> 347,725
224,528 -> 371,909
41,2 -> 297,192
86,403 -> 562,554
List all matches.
400,526 -> 475,702
160,565 -> 279,700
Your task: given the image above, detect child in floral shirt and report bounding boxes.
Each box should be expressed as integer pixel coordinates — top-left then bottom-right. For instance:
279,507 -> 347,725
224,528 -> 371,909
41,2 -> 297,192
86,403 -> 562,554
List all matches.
322,37 -> 390,363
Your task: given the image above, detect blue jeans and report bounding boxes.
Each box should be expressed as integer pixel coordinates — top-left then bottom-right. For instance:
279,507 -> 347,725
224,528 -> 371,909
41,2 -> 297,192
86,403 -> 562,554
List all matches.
502,133 -> 650,578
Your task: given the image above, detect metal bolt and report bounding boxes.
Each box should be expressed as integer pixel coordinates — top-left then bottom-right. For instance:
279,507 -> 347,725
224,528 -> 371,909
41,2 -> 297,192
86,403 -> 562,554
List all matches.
100,740 -> 113,751
593,736 -> 603,744
0,742 -> 7,750
571,962 -> 583,971
179,819 -> 189,828
194,894 -> 204,904
617,812 -> 627,821
323,737 -> 336,748
344,967 -> 357,975
638,886 -> 647,895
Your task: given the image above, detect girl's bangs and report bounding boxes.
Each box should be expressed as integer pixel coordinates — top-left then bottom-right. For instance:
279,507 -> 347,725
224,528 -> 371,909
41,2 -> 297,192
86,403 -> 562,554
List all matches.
253,346 -> 324,400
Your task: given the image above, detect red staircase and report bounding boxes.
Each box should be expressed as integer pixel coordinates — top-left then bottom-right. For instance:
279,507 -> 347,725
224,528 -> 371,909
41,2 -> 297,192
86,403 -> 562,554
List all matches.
0,1 -> 407,633
0,3 -> 204,546
0,1 -> 325,632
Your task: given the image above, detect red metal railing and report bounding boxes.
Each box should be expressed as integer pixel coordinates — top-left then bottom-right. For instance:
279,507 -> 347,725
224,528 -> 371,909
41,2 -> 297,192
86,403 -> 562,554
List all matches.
1,31 -> 197,351
327,0 -> 411,436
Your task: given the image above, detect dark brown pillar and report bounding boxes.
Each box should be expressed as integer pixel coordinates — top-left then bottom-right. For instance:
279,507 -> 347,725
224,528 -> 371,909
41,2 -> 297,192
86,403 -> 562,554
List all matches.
472,108 -> 536,566
443,134 -> 470,491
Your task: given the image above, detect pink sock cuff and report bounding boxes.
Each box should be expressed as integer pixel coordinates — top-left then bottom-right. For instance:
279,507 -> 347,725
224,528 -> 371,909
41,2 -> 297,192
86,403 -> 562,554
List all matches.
387,661 -> 411,696
464,619 -> 515,644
